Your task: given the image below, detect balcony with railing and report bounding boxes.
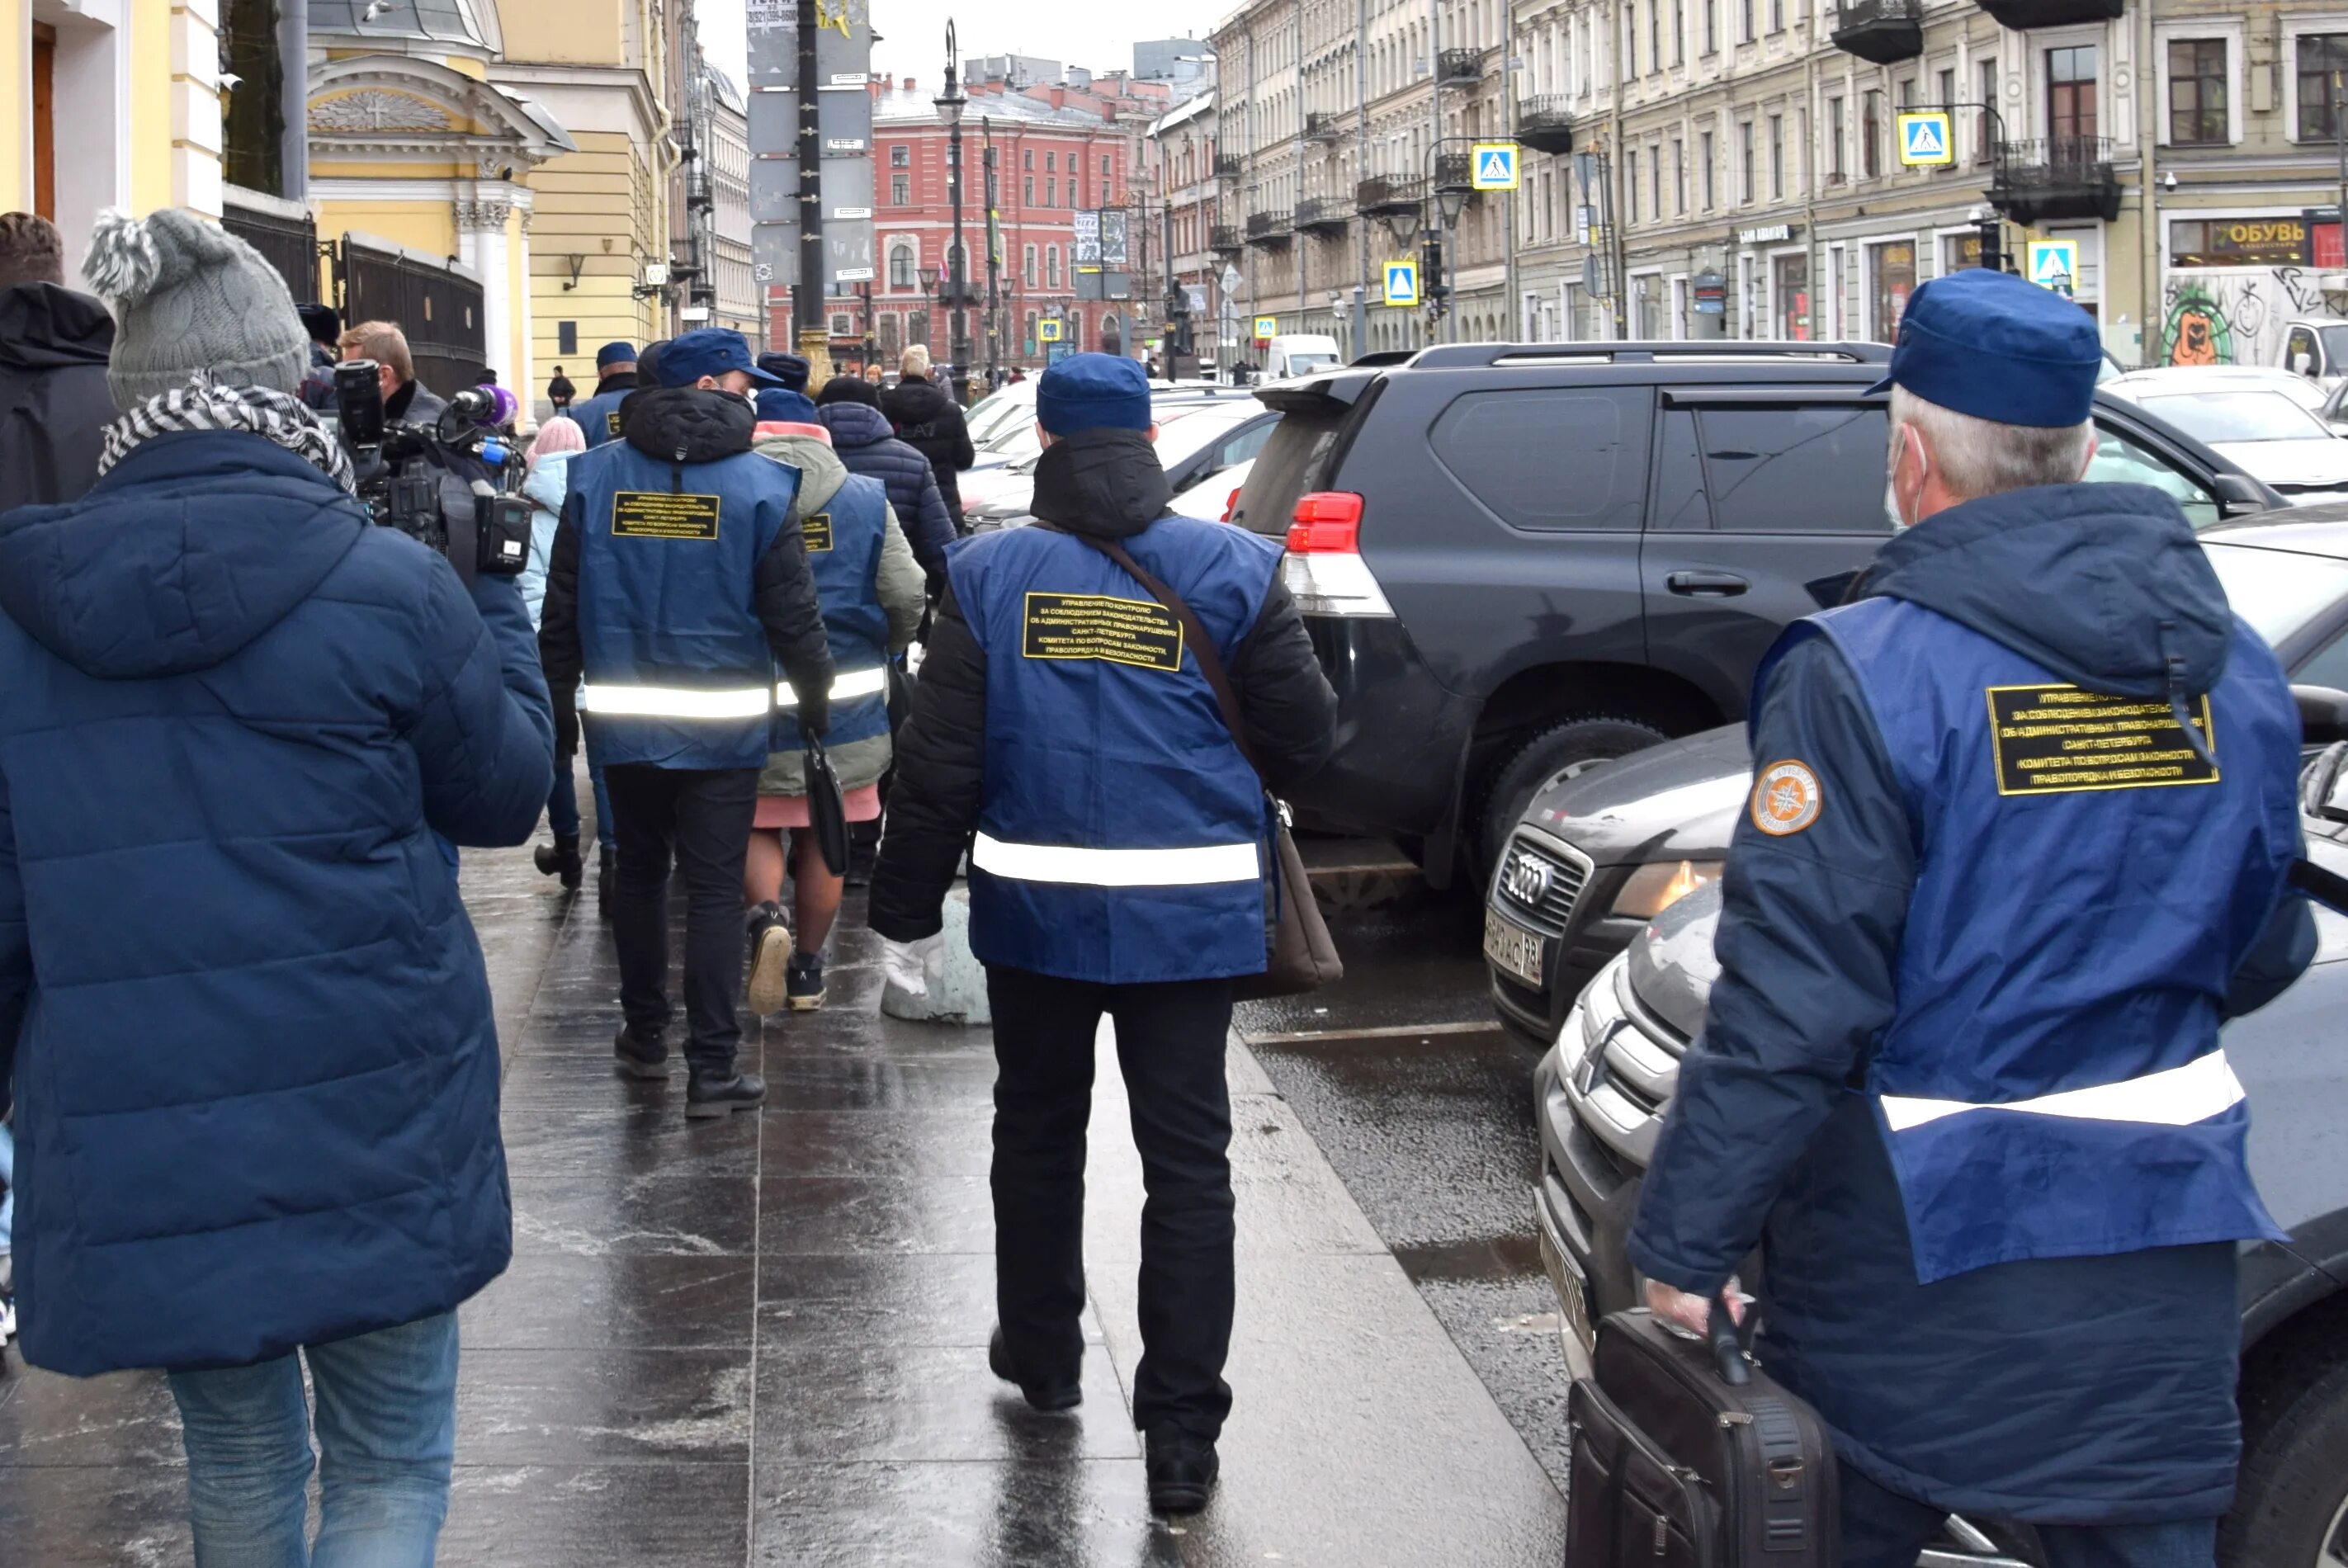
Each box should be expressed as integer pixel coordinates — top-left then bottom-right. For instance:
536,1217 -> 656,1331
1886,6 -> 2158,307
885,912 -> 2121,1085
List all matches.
1434,150 -> 1475,191
1295,196 -> 1349,234
1976,0 -> 2120,28
1214,153 -> 1245,179
1830,0 -> 1922,64
1356,176 -> 1428,215
1245,209 -> 1294,246
1987,136 -> 2120,224
1209,223 -> 1244,253
1304,111 -> 1345,143
1436,47 -> 1483,85
1516,94 -> 1574,154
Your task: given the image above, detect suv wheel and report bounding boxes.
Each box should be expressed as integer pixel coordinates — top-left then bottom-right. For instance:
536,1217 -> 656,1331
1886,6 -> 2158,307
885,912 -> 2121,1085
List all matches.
2223,1356 -> 2348,1567
1476,716 -> 1670,877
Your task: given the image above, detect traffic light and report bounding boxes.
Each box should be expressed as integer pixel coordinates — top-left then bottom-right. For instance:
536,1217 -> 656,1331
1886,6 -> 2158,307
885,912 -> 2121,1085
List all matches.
1978,214 -> 2006,276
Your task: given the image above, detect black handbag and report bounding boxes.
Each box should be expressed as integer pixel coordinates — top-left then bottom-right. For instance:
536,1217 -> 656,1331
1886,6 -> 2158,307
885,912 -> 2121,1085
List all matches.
803,734 -> 851,876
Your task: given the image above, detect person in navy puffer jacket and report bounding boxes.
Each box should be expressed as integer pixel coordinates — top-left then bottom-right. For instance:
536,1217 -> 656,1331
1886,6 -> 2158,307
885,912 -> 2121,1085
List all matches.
0,209 -> 552,1565
815,371 -> 958,588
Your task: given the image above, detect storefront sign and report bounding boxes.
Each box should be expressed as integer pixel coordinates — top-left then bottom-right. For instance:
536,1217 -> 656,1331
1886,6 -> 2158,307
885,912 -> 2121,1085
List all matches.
1692,270 -> 1727,315
2169,217 -> 2311,269
1737,223 -> 1797,246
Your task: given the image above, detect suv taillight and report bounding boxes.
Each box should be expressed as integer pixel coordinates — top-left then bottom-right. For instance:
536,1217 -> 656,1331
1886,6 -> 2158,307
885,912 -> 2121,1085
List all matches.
1280,491 -> 1391,617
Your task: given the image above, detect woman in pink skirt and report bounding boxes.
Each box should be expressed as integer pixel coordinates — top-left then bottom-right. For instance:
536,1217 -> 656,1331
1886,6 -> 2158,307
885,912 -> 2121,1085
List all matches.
745,394 -> 927,1011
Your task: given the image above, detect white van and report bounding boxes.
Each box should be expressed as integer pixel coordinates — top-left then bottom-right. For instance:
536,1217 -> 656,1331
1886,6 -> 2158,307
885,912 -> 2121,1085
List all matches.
1264,333 -> 1344,380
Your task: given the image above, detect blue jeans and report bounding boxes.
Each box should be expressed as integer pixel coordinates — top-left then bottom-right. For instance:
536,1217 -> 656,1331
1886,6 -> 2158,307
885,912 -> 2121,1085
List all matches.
546,772 -> 580,841
589,761 -> 616,849
167,1311 -> 460,1568
1841,1462 -> 2218,1568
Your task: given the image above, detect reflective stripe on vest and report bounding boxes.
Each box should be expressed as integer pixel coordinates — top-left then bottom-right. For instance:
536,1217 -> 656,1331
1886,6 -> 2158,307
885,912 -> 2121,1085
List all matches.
580,683 -> 772,719
774,667 -> 890,706
971,832 -> 1259,888
1880,1049 -> 2246,1134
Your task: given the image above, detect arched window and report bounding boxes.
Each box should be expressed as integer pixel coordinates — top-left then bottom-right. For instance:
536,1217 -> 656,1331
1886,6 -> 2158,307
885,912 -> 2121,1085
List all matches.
888,242 -> 915,290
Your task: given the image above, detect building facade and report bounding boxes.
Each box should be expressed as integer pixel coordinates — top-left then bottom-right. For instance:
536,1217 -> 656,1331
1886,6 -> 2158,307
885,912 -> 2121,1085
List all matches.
704,65 -> 758,347
1149,89 -> 1227,370
869,79 -> 1136,373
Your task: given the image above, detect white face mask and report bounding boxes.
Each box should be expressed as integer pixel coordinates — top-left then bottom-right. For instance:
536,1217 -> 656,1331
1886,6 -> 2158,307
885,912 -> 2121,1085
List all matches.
1883,476 -> 1907,532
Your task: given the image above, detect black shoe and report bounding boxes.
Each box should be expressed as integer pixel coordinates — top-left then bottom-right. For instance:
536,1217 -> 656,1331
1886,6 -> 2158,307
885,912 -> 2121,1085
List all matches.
786,950 -> 827,1012
534,835 -> 584,890
745,902 -> 792,1016
686,1068 -> 766,1118
597,845 -> 617,922
613,1024 -> 668,1079
1145,1429 -> 1219,1515
987,1326 -> 1082,1412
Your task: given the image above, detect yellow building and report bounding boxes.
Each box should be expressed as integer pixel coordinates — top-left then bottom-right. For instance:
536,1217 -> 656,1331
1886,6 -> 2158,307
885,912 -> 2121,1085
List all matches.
5,0 -> 228,276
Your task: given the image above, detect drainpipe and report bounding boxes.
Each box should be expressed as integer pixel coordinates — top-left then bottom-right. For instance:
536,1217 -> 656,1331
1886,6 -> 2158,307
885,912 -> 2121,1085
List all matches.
1505,21 -> 1519,334
2138,0 -> 2161,369
1610,0 -> 1628,337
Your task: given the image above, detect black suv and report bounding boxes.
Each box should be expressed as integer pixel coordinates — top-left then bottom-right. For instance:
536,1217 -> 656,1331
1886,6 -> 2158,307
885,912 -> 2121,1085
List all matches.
1233,342 -> 2281,886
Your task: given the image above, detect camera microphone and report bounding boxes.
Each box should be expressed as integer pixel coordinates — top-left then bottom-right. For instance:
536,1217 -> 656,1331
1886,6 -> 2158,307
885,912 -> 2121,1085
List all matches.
443,385 -> 517,428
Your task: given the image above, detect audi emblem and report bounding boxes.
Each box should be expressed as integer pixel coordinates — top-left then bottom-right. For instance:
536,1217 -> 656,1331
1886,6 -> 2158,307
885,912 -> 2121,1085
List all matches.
1500,850 -> 1553,907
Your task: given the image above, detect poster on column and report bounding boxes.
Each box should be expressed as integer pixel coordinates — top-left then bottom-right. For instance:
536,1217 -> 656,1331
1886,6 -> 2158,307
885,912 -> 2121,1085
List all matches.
747,0 -> 797,84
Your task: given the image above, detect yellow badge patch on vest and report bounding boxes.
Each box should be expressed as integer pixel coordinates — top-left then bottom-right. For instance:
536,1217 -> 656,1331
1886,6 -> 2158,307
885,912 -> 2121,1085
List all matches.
1020,592 -> 1184,673
1752,759 -> 1823,836
605,409 -> 623,438
611,491 -> 720,541
801,512 -> 833,552
1986,683 -> 2219,795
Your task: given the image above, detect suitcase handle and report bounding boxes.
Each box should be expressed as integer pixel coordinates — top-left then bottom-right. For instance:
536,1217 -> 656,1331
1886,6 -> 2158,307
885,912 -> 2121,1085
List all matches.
1708,1291 -> 1753,1386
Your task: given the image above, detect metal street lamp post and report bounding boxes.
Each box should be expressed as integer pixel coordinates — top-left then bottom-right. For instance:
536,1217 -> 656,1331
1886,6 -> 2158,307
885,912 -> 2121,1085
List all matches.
935,26 -> 972,406
983,116 -> 1003,388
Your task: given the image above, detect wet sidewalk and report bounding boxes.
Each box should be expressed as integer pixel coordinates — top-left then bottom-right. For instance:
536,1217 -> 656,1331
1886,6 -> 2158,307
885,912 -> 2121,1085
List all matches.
0,844 -> 1566,1566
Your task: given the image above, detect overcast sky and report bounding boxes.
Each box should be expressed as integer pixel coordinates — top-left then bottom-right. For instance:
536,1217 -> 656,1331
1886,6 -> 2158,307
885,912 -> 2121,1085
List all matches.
695,0 -> 1229,92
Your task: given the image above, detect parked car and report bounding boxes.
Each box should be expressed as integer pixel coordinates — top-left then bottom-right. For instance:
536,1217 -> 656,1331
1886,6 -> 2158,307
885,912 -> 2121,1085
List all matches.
963,399 -> 1280,527
1531,760 -> 2348,1567
1264,333 -> 1344,380
1485,508 -> 2348,1051
2104,367 -> 2348,504
2280,316 -> 2348,385
1231,341 -> 2285,888
1170,457 -> 1254,522
959,382 -> 1268,514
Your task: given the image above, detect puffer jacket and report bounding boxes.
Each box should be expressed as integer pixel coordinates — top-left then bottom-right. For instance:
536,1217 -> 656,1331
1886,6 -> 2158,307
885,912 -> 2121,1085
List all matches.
815,400 -> 958,587
0,282 -> 116,512
750,424 -> 926,792
518,449 -> 579,629
880,374 -> 975,522
0,428 -> 554,1376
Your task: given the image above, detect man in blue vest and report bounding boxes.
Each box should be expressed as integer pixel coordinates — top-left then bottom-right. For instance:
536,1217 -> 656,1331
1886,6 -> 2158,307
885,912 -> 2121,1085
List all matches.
1629,269 -> 2317,1566
869,353 -> 1339,1514
539,328 -> 836,1117
569,340 -> 639,448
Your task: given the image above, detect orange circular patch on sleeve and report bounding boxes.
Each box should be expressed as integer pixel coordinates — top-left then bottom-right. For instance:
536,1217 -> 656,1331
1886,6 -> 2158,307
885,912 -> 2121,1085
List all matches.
1751,759 -> 1823,836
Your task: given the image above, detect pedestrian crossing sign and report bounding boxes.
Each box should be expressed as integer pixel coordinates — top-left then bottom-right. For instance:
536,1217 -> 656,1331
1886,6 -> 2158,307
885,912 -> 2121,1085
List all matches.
1897,111 -> 1954,168
2026,239 -> 2080,295
1038,319 -> 1062,342
1254,315 -> 1278,341
1471,142 -> 1521,191
1382,259 -> 1420,307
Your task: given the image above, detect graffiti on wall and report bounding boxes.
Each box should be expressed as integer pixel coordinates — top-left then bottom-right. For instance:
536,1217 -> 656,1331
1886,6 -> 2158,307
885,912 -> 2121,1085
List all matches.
2161,268 -> 2331,368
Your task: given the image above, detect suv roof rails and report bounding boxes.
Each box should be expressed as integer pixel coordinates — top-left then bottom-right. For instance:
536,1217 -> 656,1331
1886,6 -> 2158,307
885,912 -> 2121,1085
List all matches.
1402,341 -> 1893,370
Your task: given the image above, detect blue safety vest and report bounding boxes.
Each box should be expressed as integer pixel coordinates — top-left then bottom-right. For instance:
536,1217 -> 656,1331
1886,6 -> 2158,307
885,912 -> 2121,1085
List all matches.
571,387 -> 631,447
1781,595 -> 2302,1282
772,471 -> 893,752
568,438 -> 801,771
949,517 -> 1283,985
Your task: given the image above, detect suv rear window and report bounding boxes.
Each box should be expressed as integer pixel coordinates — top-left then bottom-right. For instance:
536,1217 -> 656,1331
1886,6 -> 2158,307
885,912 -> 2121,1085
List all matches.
1431,388 -> 1649,531
1234,402 -> 1351,537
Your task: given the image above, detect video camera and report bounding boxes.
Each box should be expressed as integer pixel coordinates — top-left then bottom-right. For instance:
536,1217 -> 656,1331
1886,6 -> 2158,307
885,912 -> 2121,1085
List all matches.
333,360 -> 532,580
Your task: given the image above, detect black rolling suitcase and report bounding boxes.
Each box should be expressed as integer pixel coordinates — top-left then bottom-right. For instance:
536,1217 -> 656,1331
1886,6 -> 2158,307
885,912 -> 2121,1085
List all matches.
1567,1300 -> 1838,1567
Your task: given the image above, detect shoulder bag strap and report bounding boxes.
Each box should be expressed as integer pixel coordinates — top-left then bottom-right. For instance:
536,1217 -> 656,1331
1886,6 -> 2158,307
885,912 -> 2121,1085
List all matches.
1041,524 -> 1267,782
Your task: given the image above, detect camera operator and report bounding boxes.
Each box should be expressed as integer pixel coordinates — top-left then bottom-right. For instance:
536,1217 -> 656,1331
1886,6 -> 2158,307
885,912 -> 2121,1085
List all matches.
338,320 -> 446,427
0,209 -> 552,1561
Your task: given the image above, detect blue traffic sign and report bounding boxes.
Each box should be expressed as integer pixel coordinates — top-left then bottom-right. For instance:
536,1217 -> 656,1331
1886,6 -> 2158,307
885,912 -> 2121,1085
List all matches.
1382,259 -> 1420,307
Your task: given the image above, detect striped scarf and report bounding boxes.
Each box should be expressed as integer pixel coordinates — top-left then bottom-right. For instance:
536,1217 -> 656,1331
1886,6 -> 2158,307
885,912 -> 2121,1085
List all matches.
99,380 -> 357,495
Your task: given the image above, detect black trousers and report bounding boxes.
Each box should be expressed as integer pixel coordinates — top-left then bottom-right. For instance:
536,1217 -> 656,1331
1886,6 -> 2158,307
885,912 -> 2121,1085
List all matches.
603,763 -> 758,1072
985,966 -> 1236,1443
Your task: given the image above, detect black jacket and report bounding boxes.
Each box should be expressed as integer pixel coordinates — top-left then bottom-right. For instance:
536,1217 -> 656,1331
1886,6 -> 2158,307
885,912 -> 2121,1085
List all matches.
880,374 -> 975,522
869,427 -> 1339,942
547,372 -> 576,407
0,283 -> 116,512
538,386 -> 834,758
816,400 -> 959,586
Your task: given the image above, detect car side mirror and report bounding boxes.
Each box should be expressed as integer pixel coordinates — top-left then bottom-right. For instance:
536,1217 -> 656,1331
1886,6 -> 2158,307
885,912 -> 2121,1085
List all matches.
2298,685 -> 2348,747
2305,740 -> 2348,823
2213,472 -> 2270,517
2293,352 -> 2315,375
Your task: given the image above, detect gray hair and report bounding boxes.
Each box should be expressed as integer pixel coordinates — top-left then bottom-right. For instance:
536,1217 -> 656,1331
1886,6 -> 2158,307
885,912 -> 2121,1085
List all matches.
900,343 -> 931,377
1889,384 -> 2094,501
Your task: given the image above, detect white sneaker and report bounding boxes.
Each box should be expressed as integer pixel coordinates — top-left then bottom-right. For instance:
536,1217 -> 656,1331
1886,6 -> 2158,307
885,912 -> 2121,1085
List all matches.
745,904 -> 793,1016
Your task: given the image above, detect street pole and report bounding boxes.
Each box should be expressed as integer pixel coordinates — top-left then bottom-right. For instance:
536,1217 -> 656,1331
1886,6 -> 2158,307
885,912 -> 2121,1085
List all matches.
793,0 -> 823,351
2335,77 -> 2346,285
938,26 -> 971,407
983,118 -> 1001,387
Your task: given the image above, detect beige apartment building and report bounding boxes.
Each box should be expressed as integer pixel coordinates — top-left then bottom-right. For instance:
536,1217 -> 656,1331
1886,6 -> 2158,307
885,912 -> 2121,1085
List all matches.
1214,0 -> 2348,366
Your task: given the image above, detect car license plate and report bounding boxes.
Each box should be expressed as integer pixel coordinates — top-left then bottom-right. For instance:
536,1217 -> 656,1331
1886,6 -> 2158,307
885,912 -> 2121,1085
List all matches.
1539,1226 -> 1598,1367
1483,906 -> 1544,988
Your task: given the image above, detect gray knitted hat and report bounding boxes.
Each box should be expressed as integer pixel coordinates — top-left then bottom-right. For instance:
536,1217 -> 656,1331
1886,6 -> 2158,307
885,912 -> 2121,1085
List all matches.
82,208 -> 309,404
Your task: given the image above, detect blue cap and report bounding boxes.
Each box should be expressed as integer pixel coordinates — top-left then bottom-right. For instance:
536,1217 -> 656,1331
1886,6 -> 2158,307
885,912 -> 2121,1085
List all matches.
1037,352 -> 1152,436
1866,269 -> 2102,428
596,341 -> 637,368
758,352 -> 811,391
756,387 -> 820,423
655,328 -> 783,389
